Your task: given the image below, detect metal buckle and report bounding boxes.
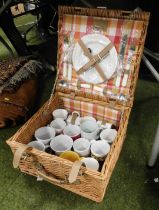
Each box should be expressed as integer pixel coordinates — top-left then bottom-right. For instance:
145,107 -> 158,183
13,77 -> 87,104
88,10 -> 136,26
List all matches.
97,54 -> 102,61
21,152 -> 30,161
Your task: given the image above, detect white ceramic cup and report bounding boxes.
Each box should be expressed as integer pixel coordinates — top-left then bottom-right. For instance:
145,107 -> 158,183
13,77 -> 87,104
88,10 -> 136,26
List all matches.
81,157 -> 99,171
63,124 -> 81,141
27,141 -> 45,151
50,118 -> 66,134
81,120 -> 99,140
73,138 -> 90,157
100,129 -> 117,144
80,116 -> 96,124
97,121 -> 112,129
35,126 -> 55,145
50,134 -> 73,155
52,109 -> 68,120
91,140 -> 110,160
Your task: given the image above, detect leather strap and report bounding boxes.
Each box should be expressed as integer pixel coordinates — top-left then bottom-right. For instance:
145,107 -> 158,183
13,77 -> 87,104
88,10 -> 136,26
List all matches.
68,160 -> 83,183
77,39 -> 113,81
0,97 -> 24,107
0,100 -> 30,113
36,169 -> 67,184
13,144 -> 31,168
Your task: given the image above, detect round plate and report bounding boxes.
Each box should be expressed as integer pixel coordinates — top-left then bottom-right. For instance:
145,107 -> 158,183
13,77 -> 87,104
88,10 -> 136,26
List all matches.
72,34 -> 118,84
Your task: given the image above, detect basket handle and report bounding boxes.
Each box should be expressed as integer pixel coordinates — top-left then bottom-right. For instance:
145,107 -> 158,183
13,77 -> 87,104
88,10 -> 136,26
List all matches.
35,166 -> 68,184
13,145 -> 85,184
35,160 -> 83,185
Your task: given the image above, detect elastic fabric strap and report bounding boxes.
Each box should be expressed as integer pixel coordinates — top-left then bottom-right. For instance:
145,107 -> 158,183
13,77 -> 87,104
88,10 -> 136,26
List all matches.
77,39 -> 113,81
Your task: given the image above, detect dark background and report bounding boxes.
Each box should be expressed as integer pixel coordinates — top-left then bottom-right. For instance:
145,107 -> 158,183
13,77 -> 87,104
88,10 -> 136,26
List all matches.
0,0 -> 158,80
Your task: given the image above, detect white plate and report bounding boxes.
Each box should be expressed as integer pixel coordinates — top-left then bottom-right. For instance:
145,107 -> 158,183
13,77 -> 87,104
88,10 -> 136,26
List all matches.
72,34 -> 118,84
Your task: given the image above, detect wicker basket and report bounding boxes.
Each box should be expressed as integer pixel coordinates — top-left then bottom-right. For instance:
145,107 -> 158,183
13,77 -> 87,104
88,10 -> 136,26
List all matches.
7,6 -> 150,202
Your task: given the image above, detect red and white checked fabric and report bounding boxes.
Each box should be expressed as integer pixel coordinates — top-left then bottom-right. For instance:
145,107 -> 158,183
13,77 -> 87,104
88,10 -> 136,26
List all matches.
58,14 -> 144,100
62,96 -> 121,127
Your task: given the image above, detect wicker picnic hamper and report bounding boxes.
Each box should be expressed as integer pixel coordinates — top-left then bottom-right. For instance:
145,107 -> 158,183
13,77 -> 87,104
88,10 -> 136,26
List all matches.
6,6 -> 150,202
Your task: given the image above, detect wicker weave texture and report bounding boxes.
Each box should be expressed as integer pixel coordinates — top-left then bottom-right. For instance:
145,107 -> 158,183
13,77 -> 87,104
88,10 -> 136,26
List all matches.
7,92 -> 131,202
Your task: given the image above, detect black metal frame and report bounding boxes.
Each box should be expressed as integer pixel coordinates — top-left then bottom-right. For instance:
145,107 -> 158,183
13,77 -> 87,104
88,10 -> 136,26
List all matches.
0,0 -> 54,56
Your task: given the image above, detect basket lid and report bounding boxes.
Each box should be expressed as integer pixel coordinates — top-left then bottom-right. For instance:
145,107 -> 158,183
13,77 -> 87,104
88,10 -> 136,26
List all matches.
56,6 -> 149,107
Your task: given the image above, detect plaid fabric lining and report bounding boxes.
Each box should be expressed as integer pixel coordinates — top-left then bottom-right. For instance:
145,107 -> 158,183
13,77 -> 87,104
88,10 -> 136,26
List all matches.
58,14 -> 144,100
62,96 -> 121,126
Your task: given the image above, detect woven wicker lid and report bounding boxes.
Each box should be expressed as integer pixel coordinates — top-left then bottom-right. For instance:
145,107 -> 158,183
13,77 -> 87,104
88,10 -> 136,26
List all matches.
56,6 -> 150,107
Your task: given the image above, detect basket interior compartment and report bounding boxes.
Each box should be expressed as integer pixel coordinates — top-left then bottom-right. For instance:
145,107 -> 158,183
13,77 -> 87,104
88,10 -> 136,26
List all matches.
12,93 -> 123,171
59,94 -> 122,127
13,93 -> 123,145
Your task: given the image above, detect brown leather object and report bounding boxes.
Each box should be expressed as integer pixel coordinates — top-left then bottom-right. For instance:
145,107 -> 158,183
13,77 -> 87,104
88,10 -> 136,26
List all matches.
0,56 -> 35,86
0,79 -> 38,128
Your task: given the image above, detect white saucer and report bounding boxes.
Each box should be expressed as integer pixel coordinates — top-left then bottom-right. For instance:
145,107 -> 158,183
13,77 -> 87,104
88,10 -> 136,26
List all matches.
72,34 -> 118,84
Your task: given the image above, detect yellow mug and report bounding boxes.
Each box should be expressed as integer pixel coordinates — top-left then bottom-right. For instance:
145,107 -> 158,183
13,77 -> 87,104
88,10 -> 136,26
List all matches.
60,151 -> 80,162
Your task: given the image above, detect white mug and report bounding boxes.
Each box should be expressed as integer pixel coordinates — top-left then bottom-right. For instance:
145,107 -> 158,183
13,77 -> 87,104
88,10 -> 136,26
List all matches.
100,129 -> 117,144
27,141 -> 45,151
63,124 -> 81,141
91,140 -> 110,161
73,138 -> 90,157
50,118 -> 66,134
50,134 -> 73,155
35,126 -> 55,145
81,120 -> 99,140
52,109 -> 68,120
81,157 -> 99,171
80,116 -> 96,124
97,121 -> 112,129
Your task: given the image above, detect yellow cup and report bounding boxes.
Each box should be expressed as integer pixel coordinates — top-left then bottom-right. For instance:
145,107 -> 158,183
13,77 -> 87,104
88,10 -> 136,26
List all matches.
60,151 -> 80,162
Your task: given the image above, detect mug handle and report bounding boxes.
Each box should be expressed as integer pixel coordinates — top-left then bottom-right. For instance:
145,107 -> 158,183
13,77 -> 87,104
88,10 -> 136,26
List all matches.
71,111 -> 80,125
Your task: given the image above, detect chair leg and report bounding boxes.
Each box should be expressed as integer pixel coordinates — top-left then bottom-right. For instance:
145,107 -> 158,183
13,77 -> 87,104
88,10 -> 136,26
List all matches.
148,124 -> 159,167
142,54 -> 159,82
0,9 -> 30,56
21,23 -> 37,42
0,35 -> 14,57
